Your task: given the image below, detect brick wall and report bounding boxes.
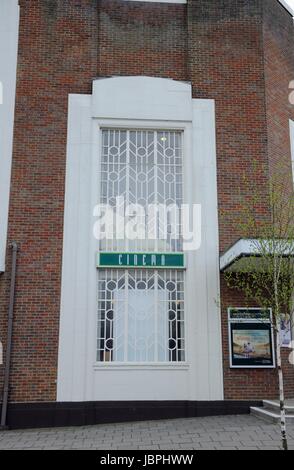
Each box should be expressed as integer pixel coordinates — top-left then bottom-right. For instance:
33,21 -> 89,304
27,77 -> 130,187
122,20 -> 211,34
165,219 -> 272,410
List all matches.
0,0 -> 188,403
263,0 -> 294,397
187,0 -> 270,254
0,0 -> 293,404
98,0 -> 188,80
263,0 -> 294,184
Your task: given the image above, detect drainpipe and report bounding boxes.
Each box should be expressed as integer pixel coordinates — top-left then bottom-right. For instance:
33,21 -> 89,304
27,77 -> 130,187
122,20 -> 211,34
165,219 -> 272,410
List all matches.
0,242 -> 18,430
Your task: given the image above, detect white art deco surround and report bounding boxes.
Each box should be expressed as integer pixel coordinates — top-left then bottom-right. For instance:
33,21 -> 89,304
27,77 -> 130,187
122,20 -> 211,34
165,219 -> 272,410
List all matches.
57,77 -> 224,402
0,0 -> 19,273
291,120 -> 294,184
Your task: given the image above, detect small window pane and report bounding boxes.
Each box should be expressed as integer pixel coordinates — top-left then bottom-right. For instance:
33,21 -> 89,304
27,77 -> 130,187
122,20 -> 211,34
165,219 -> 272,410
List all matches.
97,270 -> 185,363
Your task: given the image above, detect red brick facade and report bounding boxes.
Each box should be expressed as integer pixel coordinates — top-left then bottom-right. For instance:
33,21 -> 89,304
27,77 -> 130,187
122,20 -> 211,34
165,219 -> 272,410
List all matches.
0,0 -> 293,406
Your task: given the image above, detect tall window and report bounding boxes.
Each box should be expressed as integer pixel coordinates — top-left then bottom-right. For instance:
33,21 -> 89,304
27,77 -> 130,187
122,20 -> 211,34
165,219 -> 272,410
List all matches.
97,129 -> 185,363
97,270 -> 185,363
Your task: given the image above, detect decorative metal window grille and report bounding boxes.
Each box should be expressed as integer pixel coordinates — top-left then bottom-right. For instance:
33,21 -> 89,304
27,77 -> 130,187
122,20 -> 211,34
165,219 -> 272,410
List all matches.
97,129 -> 185,364
97,270 -> 185,363
100,129 -> 183,253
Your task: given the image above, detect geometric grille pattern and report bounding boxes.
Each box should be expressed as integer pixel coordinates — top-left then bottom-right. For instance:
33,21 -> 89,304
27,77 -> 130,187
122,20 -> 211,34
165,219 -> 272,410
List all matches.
98,129 -> 185,363
97,269 -> 185,363
100,129 -> 183,253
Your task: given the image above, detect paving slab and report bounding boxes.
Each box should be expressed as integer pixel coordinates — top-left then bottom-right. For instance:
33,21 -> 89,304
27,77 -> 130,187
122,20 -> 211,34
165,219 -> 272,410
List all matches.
0,414 -> 293,450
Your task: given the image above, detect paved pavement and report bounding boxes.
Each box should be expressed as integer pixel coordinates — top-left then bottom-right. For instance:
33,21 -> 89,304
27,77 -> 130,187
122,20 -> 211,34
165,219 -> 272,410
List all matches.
0,414 -> 294,450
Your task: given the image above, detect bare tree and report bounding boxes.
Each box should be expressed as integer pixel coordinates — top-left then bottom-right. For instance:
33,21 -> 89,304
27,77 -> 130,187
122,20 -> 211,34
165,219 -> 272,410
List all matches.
224,166 -> 294,451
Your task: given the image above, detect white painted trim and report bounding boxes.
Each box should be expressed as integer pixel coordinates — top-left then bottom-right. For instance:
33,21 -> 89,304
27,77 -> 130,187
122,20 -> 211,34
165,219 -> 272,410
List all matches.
290,120 -> 294,185
220,239 -> 259,271
279,0 -> 294,17
189,99 -> 224,400
121,0 -> 187,3
220,238 -> 294,272
228,308 -> 276,370
57,77 -> 223,402
122,1 -> 293,18
0,1 -> 19,273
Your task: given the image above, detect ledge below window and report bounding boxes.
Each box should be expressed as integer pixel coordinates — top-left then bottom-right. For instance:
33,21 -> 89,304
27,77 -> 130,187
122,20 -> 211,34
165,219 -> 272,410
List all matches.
93,363 -> 190,371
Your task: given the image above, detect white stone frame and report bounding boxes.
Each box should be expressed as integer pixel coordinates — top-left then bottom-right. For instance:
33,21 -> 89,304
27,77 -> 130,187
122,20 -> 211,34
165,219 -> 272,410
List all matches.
0,0 -> 19,273
118,0 -> 293,16
57,77 -> 223,402
290,120 -> 294,346
290,120 -> 294,185
279,0 -> 294,17
122,0 -> 187,4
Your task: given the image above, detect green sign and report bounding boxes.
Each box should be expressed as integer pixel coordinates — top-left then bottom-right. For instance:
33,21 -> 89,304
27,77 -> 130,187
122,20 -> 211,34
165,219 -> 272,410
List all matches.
229,308 -> 272,322
97,253 -> 185,269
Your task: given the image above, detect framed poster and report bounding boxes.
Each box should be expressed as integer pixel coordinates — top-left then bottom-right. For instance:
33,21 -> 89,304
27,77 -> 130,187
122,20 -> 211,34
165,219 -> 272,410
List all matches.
280,314 -> 292,348
228,308 -> 275,369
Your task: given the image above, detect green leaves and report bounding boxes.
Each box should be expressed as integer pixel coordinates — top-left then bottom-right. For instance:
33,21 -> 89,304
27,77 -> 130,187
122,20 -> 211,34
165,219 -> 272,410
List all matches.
224,162 -> 294,323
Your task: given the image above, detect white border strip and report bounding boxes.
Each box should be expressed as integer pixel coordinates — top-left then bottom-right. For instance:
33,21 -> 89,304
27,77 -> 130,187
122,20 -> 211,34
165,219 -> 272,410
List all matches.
57,77 -> 224,402
122,0 -> 187,3
0,1 -> 20,273
279,0 -> 294,17
122,0 -> 291,12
